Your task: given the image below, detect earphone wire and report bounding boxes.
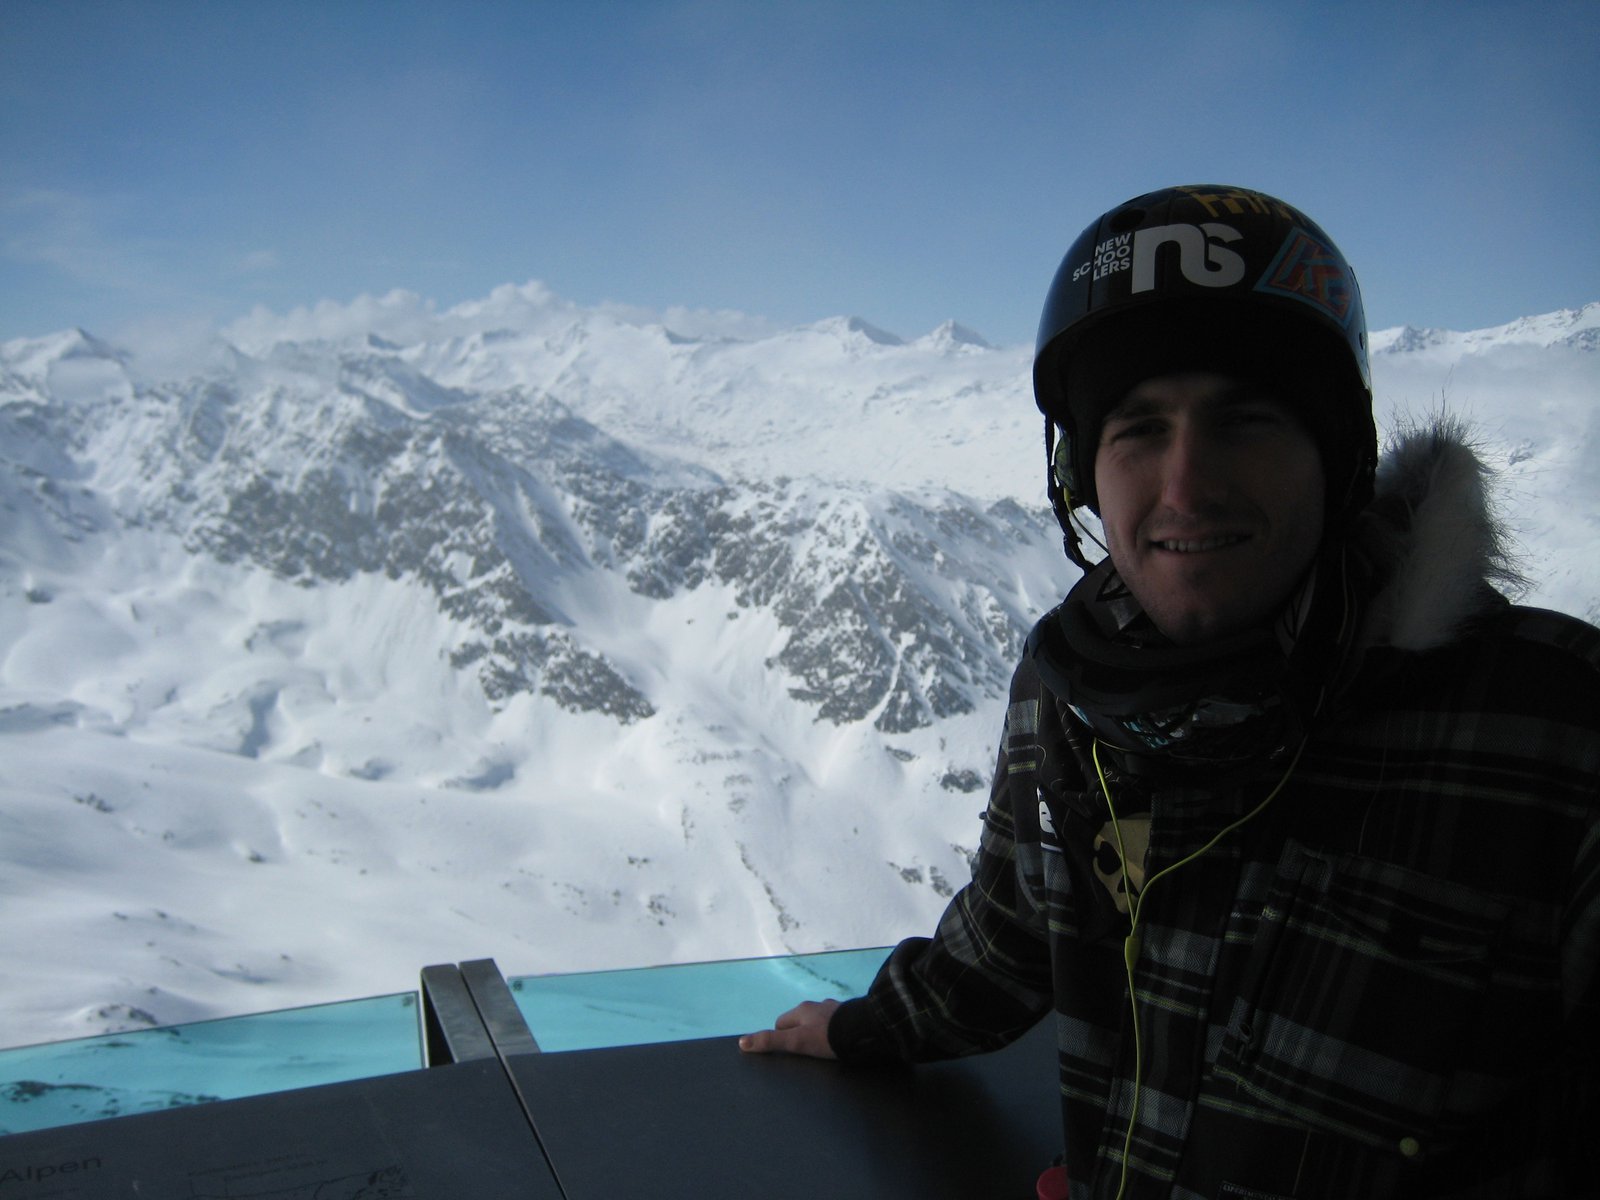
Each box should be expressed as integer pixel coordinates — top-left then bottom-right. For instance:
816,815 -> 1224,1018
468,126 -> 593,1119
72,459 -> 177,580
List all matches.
1092,734 -> 1309,1200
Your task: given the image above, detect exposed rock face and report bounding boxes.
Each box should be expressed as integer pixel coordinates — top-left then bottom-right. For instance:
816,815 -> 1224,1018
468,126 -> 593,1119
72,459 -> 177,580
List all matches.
2,332 -> 1060,733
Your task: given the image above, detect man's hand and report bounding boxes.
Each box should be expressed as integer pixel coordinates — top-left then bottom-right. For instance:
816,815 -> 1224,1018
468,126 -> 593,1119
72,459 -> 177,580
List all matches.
738,998 -> 840,1059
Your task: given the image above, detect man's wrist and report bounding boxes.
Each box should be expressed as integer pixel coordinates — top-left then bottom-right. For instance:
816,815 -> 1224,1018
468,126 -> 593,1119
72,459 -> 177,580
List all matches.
826,995 -> 900,1064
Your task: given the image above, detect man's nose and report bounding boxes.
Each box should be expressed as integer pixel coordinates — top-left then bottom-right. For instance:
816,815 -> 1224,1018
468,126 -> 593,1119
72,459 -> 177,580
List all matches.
1158,428 -> 1229,512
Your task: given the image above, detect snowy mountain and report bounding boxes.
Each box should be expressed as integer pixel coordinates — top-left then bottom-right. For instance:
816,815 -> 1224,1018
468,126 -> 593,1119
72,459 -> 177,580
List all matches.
1,289 -> 1595,1049
1369,302 -> 1600,357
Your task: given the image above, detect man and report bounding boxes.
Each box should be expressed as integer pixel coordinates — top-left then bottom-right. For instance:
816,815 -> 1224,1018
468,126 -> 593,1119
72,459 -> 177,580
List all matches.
741,185 -> 1599,1199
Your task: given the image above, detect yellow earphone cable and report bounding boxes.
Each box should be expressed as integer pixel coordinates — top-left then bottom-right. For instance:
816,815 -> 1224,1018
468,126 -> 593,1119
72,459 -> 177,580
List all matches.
1092,735 -> 1309,1200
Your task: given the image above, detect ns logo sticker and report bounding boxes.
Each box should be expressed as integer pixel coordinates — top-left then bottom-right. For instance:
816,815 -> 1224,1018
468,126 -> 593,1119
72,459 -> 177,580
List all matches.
1131,222 -> 1246,293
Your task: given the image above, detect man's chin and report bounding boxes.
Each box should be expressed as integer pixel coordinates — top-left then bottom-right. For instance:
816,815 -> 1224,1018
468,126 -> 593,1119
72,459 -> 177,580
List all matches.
1142,598 -> 1272,645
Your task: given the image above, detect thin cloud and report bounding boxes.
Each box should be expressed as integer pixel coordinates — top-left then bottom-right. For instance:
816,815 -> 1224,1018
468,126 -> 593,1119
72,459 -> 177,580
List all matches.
1,187 -> 151,292
223,289 -> 441,352
237,249 -> 281,273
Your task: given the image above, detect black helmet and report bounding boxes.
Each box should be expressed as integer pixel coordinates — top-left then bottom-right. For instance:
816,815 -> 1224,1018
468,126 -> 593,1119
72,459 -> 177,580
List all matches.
1026,186 -> 1376,771
1033,184 -> 1376,550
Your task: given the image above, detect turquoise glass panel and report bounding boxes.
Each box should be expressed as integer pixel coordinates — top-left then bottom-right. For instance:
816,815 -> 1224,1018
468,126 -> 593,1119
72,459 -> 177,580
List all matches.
509,946 -> 889,1052
0,992 -> 421,1136
0,948 -> 892,1136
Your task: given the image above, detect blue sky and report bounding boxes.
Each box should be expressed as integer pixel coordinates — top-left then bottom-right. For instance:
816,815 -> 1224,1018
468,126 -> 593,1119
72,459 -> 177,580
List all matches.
2,0 -> 1596,347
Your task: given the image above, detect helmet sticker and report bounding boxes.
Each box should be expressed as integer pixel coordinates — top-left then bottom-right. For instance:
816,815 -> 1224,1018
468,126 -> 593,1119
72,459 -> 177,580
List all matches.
1256,228 -> 1358,327
1088,232 -> 1132,282
1131,222 -> 1245,293
1179,185 -> 1300,223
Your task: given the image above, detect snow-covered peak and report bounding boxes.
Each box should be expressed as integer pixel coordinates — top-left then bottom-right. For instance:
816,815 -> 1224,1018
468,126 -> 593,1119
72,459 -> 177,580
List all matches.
1371,301 -> 1600,357
0,327 -> 129,384
800,315 -> 907,347
920,320 -> 992,351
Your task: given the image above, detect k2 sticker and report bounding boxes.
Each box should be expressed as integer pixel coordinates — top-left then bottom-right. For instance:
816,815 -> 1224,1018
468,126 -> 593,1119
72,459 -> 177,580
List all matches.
1256,227 -> 1357,326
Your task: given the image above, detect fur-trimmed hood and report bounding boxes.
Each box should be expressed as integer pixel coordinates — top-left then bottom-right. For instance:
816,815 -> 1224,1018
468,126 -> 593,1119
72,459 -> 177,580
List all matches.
1354,417 -> 1525,653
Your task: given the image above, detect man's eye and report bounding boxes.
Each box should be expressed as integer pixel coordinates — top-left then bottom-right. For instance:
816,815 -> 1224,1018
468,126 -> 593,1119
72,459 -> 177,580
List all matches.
1107,419 -> 1160,441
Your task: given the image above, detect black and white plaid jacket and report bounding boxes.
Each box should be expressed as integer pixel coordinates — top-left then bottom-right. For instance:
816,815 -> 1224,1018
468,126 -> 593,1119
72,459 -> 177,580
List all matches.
829,424 -> 1600,1199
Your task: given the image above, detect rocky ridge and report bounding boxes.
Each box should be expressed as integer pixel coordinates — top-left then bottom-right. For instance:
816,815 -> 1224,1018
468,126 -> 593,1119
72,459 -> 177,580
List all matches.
1,325 -> 1064,739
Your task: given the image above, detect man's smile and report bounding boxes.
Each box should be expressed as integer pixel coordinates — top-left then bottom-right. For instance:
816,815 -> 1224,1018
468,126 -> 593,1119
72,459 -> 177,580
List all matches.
1150,533 -> 1251,553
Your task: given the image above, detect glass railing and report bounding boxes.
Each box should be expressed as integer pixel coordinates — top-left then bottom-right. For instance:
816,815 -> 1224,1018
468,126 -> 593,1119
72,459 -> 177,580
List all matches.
509,945 -> 887,1052
0,947 -> 888,1137
0,992 -> 421,1136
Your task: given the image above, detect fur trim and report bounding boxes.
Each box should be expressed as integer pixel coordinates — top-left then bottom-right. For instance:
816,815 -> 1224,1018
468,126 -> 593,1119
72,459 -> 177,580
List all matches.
1357,416 -> 1526,651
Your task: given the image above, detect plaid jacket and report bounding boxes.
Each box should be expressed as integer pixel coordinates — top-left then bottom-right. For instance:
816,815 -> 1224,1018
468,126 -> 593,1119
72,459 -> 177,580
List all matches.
829,433 -> 1600,1199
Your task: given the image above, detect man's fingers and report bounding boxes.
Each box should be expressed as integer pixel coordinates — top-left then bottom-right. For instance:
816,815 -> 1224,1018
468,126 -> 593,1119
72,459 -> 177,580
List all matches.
738,998 -> 840,1059
737,1024 -> 832,1057
774,1000 -> 823,1030
737,1028 -> 786,1053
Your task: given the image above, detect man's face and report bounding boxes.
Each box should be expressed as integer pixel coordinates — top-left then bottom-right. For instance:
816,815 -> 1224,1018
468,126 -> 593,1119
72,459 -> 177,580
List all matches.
1092,372 -> 1325,645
